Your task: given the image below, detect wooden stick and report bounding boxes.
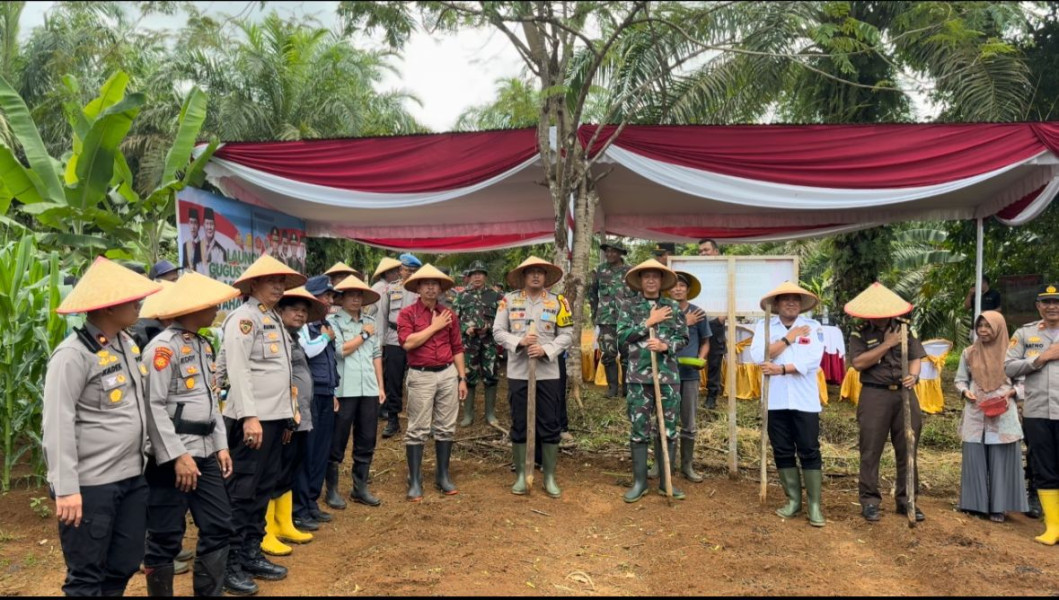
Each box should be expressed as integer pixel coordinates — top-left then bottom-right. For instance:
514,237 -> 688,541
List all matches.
900,322 -> 916,529
759,302 -> 771,505
526,321 -> 538,490
649,326 -> 673,504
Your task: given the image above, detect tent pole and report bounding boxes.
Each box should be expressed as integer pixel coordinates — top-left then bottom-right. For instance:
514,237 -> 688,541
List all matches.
974,217 -> 984,334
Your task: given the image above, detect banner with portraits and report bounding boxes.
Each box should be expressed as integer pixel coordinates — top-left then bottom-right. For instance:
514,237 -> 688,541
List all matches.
176,187 -> 306,310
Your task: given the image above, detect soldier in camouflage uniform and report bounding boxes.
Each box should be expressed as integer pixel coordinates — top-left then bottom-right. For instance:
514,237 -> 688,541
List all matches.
588,241 -> 632,397
617,259 -> 689,503
454,261 -> 502,426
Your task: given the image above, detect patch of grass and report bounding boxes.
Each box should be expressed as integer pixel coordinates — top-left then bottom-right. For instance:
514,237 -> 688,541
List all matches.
0,530 -> 23,543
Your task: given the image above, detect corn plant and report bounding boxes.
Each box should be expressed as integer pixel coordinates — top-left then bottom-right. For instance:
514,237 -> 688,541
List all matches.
0,234 -> 66,491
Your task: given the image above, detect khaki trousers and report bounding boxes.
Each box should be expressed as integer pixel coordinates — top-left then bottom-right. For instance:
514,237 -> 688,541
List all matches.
404,365 -> 459,445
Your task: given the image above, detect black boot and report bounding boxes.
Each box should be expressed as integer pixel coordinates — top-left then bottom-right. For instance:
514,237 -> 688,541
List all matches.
324,461 -> 346,510
223,550 -> 258,596
351,462 -> 382,506
293,514 -> 319,531
435,440 -> 458,495
1028,486 -> 1043,519
145,563 -> 174,597
242,545 -> 288,581
309,505 -> 332,523
623,442 -> 650,503
406,444 -> 424,501
192,547 -> 228,597
382,415 -> 400,438
604,363 -> 619,397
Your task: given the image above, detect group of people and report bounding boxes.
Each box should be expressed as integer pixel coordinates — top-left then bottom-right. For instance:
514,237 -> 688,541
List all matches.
40,237 -> 1059,597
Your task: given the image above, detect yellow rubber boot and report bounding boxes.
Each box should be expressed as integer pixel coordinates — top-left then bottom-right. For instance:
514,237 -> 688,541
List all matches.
1035,490 -> 1059,546
261,499 -> 292,556
275,491 -> 313,544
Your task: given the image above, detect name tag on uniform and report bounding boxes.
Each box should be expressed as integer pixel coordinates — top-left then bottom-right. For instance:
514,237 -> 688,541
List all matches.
797,337 -> 810,345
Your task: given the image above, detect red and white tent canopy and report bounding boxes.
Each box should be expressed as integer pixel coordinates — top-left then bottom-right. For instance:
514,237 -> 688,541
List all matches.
202,123 -> 1059,251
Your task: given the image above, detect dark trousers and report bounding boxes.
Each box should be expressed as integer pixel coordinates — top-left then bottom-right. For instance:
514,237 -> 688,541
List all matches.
768,410 -> 822,470
1025,441 -> 1037,493
706,351 -> 724,401
856,387 -> 922,507
294,393 -> 336,519
559,351 -> 569,432
508,379 -> 562,444
273,430 -> 307,498
331,396 -> 380,468
145,455 -> 232,567
224,418 -> 286,557
382,345 -> 407,418
56,475 -> 147,596
1024,417 -> 1059,490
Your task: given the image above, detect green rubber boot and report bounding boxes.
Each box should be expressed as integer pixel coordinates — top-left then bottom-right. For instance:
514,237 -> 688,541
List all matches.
656,438 -> 685,500
623,442 -> 650,503
803,469 -> 826,527
511,443 -> 528,495
541,443 -> 561,498
459,384 -> 476,427
776,467 -> 803,518
484,385 -> 499,426
647,436 -> 666,480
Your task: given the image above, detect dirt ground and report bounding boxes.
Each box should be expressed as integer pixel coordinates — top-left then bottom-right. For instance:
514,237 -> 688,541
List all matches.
2,386 -> 1058,596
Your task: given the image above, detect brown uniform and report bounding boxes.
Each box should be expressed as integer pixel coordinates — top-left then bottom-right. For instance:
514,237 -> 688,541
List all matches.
848,320 -> 926,509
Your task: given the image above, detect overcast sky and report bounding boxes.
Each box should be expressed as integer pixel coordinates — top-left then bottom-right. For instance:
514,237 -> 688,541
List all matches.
19,1 -> 527,132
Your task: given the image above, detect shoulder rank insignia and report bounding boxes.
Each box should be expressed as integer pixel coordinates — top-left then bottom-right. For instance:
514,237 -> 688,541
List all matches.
258,303 -> 267,313
239,320 -> 253,335
153,347 -> 174,371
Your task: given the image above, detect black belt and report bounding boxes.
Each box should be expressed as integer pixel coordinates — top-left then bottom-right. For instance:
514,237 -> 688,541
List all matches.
409,363 -> 452,373
174,419 -> 214,436
861,381 -> 902,391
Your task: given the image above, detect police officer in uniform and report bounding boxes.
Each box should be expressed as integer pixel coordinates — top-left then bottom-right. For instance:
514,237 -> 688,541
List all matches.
219,255 -> 306,591
845,283 -> 925,523
375,253 -> 421,438
493,257 -> 573,497
455,261 -> 502,427
143,273 -> 241,596
44,257 -> 161,596
1005,283 -> 1059,545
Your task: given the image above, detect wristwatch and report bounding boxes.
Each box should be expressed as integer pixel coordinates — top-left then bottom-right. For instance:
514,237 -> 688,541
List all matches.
458,376 -> 467,382
360,331 -> 370,340
780,337 -> 792,346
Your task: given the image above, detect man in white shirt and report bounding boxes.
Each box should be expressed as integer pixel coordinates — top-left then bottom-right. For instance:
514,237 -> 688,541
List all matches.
750,282 -> 826,527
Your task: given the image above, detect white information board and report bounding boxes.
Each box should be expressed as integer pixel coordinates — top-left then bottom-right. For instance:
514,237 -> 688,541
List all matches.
667,256 -> 799,316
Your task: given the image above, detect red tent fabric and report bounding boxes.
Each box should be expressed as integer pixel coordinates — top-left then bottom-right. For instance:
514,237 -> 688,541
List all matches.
200,123 -> 1059,251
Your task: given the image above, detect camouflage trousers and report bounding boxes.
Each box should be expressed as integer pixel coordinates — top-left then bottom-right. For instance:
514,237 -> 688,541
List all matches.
463,334 -> 499,387
626,382 -> 679,443
597,324 -> 629,373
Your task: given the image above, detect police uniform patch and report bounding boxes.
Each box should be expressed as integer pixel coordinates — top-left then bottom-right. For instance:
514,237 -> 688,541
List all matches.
140,364 -> 148,376
268,332 -> 278,340
1029,336 -> 1042,344
263,317 -> 272,325
1010,337 -> 1018,349
131,345 -> 140,355
181,345 -> 192,355
270,343 -> 279,353
187,366 -> 198,375
185,377 -> 195,389
239,320 -> 253,335
109,389 -> 123,403
153,347 -> 174,371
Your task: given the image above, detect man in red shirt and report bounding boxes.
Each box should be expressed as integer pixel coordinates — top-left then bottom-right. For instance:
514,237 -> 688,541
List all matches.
397,264 -> 469,502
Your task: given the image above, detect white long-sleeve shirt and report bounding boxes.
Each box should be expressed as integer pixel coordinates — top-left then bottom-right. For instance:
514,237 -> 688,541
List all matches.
749,315 -> 825,413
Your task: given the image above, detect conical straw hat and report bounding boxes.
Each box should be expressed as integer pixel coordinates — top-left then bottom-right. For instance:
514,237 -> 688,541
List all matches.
155,272 -> 242,320
57,256 -> 162,314
625,258 -> 678,292
506,256 -> 563,289
139,280 -> 175,319
760,281 -> 819,313
844,282 -> 913,319
232,254 -> 306,294
666,271 -> 701,301
372,257 -> 402,281
280,286 -> 327,323
324,261 -> 362,280
403,263 -> 455,293
334,274 -> 381,306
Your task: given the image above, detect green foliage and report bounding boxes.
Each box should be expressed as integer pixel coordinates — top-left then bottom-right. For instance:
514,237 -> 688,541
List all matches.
0,234 -> 66,491
29,496 -> 51,519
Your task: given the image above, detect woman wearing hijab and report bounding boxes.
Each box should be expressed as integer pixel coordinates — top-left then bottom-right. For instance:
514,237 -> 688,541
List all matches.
955,310 -> 1029,522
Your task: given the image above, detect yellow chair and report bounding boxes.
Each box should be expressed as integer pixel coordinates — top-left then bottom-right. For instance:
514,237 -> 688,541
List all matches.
579,327 -> 597,383
840,367 -> 862,405
916,338 -> 952,414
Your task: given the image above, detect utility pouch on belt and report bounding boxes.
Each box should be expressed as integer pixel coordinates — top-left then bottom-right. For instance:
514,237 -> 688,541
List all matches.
172,403 -> 214,436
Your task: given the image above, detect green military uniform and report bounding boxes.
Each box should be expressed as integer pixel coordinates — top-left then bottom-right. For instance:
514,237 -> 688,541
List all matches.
454,261 -> 502,426
588,246 -> 632,397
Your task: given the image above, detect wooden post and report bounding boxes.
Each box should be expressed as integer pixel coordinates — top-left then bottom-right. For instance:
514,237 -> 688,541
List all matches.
727,256 -> 738,478
759,302 -> 771,505
526,321 -> 538,490
648,326 -> 673,504
900,322 -> 916,528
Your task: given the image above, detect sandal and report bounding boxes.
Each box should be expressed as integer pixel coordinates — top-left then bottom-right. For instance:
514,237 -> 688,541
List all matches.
989,512 -> 1006,523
